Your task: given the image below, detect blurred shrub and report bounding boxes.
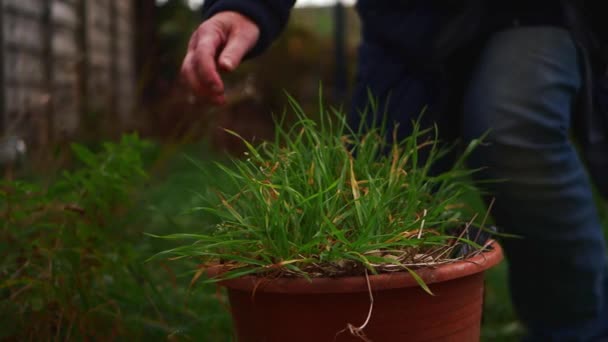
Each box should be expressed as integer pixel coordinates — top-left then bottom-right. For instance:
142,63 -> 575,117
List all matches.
0,135 -> 150,340
1,135 -> 235,340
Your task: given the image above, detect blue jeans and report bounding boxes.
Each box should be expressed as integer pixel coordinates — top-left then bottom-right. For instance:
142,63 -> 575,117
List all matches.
352,26 -> 608,341
463,27 -> 608,341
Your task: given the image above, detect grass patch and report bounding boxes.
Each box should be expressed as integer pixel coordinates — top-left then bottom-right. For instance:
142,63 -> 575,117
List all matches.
153,99 -> 491,288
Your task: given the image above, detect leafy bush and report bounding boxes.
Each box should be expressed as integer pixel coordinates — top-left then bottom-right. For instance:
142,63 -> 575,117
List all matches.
0,135 -> 150,340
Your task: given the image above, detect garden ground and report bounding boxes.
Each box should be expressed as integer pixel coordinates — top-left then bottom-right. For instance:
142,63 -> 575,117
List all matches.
2,138 -> 606,341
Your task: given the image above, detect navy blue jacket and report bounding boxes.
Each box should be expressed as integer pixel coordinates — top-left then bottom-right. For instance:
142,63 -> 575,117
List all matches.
202,0 -> 605,65
202,0 -> 296,57
202,0 -> 608,196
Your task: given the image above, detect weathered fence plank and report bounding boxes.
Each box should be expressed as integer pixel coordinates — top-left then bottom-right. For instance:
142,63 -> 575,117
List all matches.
52,0 -> 80,137
1,0 -> 48,144
1,0 -> 136,143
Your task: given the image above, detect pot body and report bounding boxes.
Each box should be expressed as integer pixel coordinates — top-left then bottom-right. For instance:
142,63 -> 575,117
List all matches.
218,243 -> 503,342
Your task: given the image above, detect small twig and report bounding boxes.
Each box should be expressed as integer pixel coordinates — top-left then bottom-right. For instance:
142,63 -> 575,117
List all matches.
359,270 -> 374,332
474,197 -> 495,244
9,284 -> 32,301
371,258 -> 461,269
9,260 -> 29,280
417,209 -> 427,239
434,215 -> 476,261
335,270 -> 374,342
55,309 -> 63,341
64,204 -> 86,215
65,314 -> 74,342
473,239 -> 495,257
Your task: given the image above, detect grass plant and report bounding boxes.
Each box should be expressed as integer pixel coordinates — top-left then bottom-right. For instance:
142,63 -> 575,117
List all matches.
153,97 -> 490,289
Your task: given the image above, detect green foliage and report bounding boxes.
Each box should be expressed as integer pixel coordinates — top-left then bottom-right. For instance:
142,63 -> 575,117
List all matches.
6,110 -> 572,340
154,99 -> 489,285
0,135 -> 150,340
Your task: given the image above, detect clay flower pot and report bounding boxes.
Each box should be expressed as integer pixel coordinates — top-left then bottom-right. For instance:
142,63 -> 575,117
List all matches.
209,241 -> 503,342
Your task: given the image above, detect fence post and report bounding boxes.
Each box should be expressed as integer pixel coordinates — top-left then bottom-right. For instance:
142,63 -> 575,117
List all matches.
0,2 -> 5,135
42,0 -> 54,143
77,0 -> 88,130
110,0 -> 118,126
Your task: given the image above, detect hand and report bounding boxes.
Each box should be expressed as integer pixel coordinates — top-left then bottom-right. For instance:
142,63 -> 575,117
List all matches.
181,11 -> 260,105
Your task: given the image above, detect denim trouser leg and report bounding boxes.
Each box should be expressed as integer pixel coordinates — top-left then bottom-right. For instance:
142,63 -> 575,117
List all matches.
462,27 -> 608,340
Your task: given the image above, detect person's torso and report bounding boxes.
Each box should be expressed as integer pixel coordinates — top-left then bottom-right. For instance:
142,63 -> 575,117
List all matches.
355,0 -> 565,64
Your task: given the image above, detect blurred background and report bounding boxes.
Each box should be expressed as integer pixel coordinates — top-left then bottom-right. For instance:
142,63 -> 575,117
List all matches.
4,1 -> 599,341
0,0 -> 361,163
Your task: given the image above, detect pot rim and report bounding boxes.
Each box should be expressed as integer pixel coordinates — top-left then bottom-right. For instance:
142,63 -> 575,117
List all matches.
207,241 -> 503,294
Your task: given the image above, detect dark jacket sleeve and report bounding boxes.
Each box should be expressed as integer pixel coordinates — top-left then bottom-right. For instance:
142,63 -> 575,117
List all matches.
202,0 -> 296,57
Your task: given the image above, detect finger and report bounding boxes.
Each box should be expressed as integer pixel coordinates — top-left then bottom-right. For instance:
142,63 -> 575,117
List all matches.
218,29 -> 258,72
212,93 -> 227,105
182,54 -> 225,104
181,53 -> 206,96
183,49 -> 227,105
192,57 -> 226,106
194,32 -> 225,94
188,28 -> 200,50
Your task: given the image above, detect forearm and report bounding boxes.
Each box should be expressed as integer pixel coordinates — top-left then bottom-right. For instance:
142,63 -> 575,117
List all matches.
202,0 -> 296,57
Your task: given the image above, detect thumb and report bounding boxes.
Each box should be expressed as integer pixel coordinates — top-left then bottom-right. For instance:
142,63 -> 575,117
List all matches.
218,29 -> 259,72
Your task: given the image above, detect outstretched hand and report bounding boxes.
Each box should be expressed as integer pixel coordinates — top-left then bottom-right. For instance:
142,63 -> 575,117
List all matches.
181,11 -> 260,105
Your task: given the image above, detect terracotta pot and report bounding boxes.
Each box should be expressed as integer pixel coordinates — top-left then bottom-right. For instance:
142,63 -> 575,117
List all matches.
210,242 -> 503,342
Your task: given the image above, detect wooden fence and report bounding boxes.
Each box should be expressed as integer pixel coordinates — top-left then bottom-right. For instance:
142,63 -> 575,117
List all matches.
0,0 -> 135,145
